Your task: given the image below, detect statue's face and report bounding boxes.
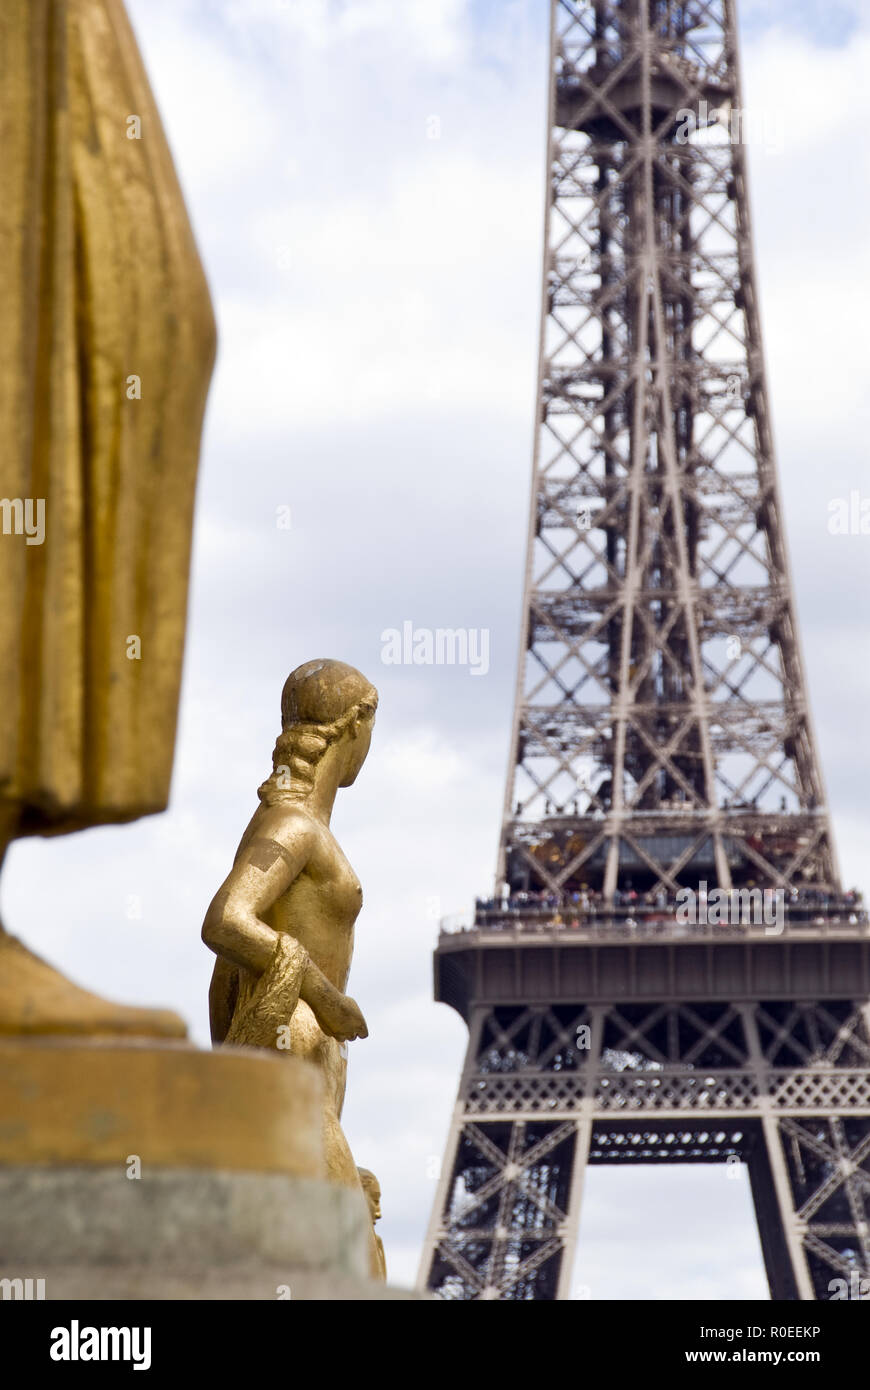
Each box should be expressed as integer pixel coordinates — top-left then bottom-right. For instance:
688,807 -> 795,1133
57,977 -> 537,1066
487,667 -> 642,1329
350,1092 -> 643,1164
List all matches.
364,1180 -> 382,1222
340,711 -> 375,787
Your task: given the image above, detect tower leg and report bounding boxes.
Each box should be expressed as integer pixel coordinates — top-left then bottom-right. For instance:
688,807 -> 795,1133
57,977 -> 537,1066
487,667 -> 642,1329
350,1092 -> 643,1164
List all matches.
554,1116 -> 592,1300
740,1004 -> 815,1299
555,1002 -> 605,1300
416,1006 -> 488,1293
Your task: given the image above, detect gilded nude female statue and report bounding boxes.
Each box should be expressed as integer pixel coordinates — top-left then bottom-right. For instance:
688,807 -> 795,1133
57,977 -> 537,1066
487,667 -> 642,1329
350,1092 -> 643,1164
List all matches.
201,659 -> 377,1192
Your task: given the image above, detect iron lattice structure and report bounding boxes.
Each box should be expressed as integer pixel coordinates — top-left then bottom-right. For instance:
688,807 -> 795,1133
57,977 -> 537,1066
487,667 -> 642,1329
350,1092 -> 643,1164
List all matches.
421,971 -> 870,1300
419,0 -> 870,1301
501,0 -> 836,900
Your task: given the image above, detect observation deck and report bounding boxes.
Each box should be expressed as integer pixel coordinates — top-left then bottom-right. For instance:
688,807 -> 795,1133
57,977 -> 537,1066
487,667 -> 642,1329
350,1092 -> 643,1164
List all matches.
435,895 -> 870,1023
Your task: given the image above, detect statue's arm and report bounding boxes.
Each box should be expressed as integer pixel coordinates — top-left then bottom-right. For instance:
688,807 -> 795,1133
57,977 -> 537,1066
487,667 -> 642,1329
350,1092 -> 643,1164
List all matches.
200,831 -> 307,974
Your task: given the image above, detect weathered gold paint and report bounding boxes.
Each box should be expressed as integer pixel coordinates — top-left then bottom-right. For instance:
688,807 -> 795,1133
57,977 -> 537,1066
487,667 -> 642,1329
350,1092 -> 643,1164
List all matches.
0,1038 -> 326,1176
1,0 -> 215,835
0,0 -> 214,1035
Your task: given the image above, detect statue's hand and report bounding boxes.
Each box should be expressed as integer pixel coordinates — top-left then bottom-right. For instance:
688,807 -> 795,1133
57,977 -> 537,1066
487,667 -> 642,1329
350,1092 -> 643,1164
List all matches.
299,956 -> 368,1042
315,990 -> 369,1043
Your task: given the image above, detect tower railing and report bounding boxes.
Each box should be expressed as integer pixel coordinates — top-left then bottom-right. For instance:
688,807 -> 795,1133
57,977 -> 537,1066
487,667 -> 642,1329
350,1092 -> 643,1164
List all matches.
440,891 -> 869,940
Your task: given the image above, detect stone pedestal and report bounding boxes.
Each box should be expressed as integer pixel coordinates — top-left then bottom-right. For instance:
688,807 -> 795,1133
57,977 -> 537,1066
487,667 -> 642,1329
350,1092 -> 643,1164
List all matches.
0,1037 -> 404,1299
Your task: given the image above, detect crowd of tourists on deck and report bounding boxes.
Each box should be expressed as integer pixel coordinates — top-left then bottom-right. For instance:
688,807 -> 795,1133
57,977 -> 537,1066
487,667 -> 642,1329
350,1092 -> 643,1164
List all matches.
467,883 -> 867,932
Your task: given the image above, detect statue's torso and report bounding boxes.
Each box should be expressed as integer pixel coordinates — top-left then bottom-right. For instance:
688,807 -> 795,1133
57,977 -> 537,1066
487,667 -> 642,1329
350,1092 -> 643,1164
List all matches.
228,801 -> 363,1113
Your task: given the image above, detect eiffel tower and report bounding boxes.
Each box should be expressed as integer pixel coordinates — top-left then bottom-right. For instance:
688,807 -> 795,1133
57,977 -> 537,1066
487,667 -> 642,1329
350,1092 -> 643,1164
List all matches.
418,0 -> 870,1301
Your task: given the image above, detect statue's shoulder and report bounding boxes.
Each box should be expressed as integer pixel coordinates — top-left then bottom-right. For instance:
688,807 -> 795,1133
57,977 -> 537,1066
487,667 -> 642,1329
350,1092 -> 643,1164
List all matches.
249,801 -> 321,856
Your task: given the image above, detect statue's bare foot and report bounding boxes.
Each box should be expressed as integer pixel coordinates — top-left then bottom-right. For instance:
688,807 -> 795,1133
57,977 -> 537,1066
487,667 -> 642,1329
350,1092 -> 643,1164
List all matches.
0,928 -> 187,1039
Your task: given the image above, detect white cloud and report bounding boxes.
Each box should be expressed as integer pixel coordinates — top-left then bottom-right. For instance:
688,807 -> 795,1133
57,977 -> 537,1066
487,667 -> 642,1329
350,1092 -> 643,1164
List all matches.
225,0 -> 468,62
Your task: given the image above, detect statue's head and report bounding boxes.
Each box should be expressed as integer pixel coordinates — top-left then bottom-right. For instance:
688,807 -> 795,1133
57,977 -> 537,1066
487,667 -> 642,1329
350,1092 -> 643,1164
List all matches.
357,1167 -> 382,1223
259,659 -> 378,804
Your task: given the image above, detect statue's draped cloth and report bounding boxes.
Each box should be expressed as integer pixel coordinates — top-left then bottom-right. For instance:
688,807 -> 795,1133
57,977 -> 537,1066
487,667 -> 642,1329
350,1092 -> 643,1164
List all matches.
0,0 -> 216,835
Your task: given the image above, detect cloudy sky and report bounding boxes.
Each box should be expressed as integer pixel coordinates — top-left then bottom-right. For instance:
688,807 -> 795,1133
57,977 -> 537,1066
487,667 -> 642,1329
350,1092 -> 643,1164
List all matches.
5,0 -> 870,1296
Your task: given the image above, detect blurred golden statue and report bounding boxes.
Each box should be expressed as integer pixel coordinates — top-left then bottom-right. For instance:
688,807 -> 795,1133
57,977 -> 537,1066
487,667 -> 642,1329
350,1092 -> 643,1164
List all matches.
358,1168 -> 387,1282
0,0 -> 215,1035
202,660 -> 377,1193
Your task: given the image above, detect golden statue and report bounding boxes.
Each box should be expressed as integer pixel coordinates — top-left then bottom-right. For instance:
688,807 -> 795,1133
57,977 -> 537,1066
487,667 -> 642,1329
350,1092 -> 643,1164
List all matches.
202,660 -> 377,1192
358,1168 -> 387,1282
0,0 -> 215,1035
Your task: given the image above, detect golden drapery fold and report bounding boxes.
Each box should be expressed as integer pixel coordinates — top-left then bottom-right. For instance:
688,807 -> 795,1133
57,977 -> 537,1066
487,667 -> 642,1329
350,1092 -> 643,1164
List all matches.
0,0 -> 216,837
